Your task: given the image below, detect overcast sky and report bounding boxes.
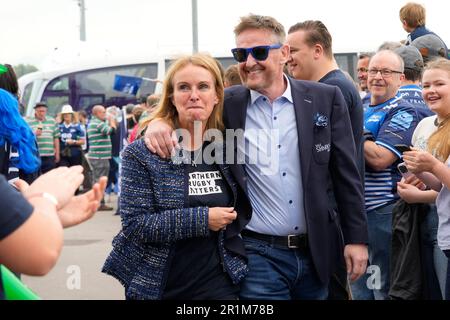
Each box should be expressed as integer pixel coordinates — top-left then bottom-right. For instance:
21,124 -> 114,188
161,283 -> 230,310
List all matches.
2,0 -> 449,69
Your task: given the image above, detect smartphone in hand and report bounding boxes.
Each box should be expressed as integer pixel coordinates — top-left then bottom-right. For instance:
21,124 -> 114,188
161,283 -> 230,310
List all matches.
397,162 -> 412,179
395,144 -> 412,154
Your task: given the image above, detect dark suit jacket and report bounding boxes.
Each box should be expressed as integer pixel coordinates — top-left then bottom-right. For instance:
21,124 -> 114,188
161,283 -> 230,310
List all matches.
223,78 -> 368,285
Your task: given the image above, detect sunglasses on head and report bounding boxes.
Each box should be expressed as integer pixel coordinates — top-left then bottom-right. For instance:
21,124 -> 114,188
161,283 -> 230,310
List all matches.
231,44 -> 282,63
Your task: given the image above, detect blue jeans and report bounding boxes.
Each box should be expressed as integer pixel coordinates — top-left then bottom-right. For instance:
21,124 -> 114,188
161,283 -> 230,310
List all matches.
239,236 -> 328,300
350,203 -> 394,300
421,204 -> 447,299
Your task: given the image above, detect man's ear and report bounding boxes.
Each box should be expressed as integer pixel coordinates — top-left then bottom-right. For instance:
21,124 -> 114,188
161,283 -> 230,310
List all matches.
313,44 -> 323,59
280,43 -> 290,65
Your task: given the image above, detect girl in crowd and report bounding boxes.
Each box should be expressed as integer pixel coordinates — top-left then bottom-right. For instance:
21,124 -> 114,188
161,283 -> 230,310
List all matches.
58,105 -> 85,168
398,60 -> 450,294
401,58 -> 450,259
399,59 -> 450,300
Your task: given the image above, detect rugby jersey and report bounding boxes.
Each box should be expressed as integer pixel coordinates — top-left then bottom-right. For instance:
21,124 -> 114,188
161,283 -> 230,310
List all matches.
0,143 -> 19,184
87,117 -> 114,159
26,116 -> 60,157
59,122 -> 84,158
398,84 -> 434,120
364,95 -> 419,212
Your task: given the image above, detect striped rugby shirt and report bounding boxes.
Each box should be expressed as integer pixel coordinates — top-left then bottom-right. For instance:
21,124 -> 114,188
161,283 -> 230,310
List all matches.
364,95 -> 419,212
26,116 -> 60,157
87,117 -> 114,159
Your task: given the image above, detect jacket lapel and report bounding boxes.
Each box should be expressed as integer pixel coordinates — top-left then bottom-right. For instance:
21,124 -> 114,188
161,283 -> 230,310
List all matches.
290,79 -> 313,184
224,87 -> 250,194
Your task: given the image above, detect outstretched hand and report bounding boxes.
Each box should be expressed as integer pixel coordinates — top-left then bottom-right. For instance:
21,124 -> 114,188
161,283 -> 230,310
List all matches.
57,177 -> 107,228
15,166 -> 84,209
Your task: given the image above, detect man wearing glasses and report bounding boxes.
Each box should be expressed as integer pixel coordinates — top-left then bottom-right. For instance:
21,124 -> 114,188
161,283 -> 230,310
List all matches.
145,14 -> 368,299
357,53 -> 373,108
353,50 -> 419,299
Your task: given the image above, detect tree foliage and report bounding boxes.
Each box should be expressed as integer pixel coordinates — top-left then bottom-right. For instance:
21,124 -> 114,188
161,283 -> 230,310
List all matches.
14,64 -> 38,78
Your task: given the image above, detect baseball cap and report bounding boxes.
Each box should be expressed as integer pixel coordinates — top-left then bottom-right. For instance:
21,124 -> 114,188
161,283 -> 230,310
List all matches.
411,34 -> 447,62
34,101 -> 47,109
394,45 -> 424,72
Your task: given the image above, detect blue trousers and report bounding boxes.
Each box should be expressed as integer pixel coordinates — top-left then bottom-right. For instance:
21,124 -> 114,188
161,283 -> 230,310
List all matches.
350,203 -> 394,300
240,236 -> 328,300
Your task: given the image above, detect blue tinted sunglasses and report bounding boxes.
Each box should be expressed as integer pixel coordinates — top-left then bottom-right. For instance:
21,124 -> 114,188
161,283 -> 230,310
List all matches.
231,44 -> 282,62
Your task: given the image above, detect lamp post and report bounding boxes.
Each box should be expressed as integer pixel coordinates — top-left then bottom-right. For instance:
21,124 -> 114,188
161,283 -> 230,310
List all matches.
78,0 -> 86,41
192,0 -> 198,53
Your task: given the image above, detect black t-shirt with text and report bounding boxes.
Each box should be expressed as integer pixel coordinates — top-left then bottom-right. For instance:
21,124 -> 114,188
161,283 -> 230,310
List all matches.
163,151 -> 238,300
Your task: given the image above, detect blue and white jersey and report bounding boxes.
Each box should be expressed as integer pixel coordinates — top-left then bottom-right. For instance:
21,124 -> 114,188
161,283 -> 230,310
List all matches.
361,92 -> 371,112
364,95 -> 419,212
59,123 -> 84,157
398,84 -> 434,120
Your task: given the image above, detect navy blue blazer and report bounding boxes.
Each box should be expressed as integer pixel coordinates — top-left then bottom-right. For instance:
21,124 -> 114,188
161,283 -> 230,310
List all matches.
223,78 -> 368,285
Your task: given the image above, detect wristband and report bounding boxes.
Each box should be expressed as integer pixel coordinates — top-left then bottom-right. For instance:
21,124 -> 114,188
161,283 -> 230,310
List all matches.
27,192 -> 59,207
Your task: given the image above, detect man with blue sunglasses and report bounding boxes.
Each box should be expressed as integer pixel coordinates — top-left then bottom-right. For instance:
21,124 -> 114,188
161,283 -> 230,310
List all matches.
231,44 -> 282,63
145,14 -> 368,300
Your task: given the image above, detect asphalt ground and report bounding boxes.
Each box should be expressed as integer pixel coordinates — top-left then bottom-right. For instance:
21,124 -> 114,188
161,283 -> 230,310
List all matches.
22,194 -> 124,300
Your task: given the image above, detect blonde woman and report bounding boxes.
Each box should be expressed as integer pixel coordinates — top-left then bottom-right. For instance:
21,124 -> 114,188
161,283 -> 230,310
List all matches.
58,105 -> 85,167
402,59 -> 450,258
103,54 -> 249,300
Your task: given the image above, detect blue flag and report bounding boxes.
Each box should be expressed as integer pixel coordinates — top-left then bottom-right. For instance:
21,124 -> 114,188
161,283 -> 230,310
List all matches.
113,75 -> 143,95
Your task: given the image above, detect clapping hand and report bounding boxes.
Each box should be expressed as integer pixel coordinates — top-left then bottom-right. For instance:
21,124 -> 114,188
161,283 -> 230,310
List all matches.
16,166 -> 84,209
56,177 -> 107,228
15,166 -> 108,228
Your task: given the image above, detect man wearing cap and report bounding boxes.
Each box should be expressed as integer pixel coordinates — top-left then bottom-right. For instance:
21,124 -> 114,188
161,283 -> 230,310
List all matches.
411,34 -> 449,63
395,45 -> 434,119
58,104 -> 85,167
26,102 -> 60,173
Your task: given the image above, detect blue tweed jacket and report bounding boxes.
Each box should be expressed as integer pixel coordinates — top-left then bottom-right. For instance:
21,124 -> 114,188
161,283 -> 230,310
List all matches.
102,139 -> 248,299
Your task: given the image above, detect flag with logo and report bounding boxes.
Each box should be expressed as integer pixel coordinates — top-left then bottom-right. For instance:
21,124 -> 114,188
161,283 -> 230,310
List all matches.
113,75 -> 143,95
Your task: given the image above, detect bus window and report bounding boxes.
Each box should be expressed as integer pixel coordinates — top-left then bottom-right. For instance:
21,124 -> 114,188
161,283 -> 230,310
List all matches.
21,81 -> 34,109
77,94 -> 105,112
43,95 -> 70,116
48,77 -> 69,91
42,75 -> 70,116
74,63 -> 158,109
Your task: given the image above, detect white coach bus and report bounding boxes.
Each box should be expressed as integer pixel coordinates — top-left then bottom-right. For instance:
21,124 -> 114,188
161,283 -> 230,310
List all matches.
18,55 -> 237,117
18,53 -> 356,117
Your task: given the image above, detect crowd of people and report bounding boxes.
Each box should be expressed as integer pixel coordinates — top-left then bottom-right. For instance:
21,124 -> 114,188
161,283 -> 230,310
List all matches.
1,1 -> 450,300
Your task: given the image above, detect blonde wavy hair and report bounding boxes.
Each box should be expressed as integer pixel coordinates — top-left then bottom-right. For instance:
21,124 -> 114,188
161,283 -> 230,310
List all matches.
424,58 -> 450,161
141,53 -> 224,133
